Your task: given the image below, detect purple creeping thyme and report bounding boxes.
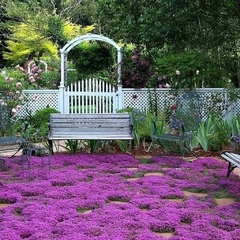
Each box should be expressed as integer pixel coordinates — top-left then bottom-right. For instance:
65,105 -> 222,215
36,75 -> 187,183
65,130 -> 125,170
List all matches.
0,154 -> 239,239
151,156 -> 184,167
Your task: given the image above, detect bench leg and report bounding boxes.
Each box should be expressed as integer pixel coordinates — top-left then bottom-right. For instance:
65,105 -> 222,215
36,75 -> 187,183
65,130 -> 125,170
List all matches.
131,139 -> 135,157
0,158 -> 6,170
0,158 -> 6,186
48,140 -> 54,155
227,162 -> 237,178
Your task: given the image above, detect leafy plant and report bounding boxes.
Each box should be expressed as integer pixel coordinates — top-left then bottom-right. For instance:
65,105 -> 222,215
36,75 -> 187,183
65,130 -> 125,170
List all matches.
31,107 -> 60,127
117,47 -> 154,89
208,118 -> 230,151
87,140 -> 101,153
118,107 -> 146,148
196,114 -> 232,151
62,140 -> 82,154
115,140 -> 131,153
196,115 -> 216,151
69,42 -> 114,79
23,107 -> 60,145
228,115 -> 240,138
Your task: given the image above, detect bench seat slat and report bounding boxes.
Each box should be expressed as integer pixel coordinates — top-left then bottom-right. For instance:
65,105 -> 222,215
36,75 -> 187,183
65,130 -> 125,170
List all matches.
220,150 -> 240,177
221,152 -> 240,167
49,123 -> 131,128
49,131 -> 133,137
51,113 -> 130,118
49,135 -> 133,140
51,127 -> 132,132
51,116 -> 131,120
0,136 -> 26,146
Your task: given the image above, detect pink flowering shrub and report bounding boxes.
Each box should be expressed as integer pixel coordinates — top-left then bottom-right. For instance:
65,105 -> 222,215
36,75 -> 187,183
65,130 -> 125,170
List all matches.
0,64 -> 43,116
121,48 -> 153,89
109,47 -> 159,89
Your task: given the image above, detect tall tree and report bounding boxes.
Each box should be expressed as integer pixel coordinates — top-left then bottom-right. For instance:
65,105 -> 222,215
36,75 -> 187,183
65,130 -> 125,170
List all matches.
96,0 -> 240,85
1,0 -> 95,65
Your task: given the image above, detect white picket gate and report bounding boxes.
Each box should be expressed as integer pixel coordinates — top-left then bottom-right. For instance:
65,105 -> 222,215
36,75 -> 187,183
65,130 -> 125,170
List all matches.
63,78 -> 118,114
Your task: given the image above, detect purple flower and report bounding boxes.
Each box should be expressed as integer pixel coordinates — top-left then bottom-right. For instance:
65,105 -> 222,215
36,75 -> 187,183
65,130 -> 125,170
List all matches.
0,154 -> 239,238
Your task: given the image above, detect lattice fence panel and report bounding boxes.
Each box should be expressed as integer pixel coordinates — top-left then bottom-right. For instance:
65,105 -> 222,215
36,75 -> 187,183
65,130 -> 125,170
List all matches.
11,87 -> 240,120
16,90 -> 59,118
123,88 -> 239,120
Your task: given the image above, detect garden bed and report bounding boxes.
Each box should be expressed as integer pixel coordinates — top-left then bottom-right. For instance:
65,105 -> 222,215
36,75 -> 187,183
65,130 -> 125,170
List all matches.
72,141 -> 225,159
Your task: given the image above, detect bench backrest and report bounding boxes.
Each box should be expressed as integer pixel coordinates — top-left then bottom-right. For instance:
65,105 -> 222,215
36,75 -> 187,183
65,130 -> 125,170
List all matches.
49,113 -> 134,138
0,92 -> 12,137
169,91 -> 202,134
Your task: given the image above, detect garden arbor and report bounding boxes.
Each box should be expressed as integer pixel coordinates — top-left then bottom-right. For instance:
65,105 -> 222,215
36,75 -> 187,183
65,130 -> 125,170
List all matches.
59,34 -> 122,113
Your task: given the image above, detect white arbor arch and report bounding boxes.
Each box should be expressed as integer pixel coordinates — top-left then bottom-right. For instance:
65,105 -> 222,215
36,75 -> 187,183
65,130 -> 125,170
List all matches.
60,33 -> 122,87
58,34 -> 123,113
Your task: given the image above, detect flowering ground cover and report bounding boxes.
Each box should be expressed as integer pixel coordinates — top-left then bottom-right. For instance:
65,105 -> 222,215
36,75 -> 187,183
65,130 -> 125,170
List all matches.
0,153 -> 240,240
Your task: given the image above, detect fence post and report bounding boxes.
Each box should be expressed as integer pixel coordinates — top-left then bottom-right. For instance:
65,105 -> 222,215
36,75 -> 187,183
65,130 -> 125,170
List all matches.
117,84 -> 123,111
58,87 -> 64,113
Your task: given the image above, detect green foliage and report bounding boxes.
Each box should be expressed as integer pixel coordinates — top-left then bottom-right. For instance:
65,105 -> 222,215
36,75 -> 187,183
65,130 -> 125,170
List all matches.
2,0 -> 95,65
115,140 -> 131,153
118,107 -> 167,153
138,114 -> 155,141
118,107 -> 147,147
203,88 -> 240,119
155,51 -> 231,90
65,70 -> 78,86
68,42 -> 114,79
155,52 -> 201,90
212,188 -> 234,199
138,158 -> 152,164
229,116 -> 240,137
31,108 -> 60,127
96,0 -> 240,87
119,47 -> 155,88
87,140 -> 101,153
41,71 -> 59,89
207,123 -> 229,151
24,124 -> 46,145
23,107 -> 59,144
4,22 -> 59,65
63,140 -> 82,154
196,114 -> 231,152
196,115 -> 215,151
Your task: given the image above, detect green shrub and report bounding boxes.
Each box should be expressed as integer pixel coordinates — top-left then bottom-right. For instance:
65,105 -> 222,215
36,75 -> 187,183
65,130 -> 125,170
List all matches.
41,71 -> 59,89
23,107 -> 60,144
31,107 -> 60,128
68,42 -> 114,79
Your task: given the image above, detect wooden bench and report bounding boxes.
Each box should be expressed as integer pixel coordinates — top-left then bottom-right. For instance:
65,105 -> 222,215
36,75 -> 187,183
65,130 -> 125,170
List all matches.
48,113 -> 135,155
220,151 -> 240,178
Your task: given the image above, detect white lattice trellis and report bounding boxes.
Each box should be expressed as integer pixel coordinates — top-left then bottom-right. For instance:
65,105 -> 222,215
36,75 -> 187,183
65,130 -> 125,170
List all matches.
16,90 -> 59,118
